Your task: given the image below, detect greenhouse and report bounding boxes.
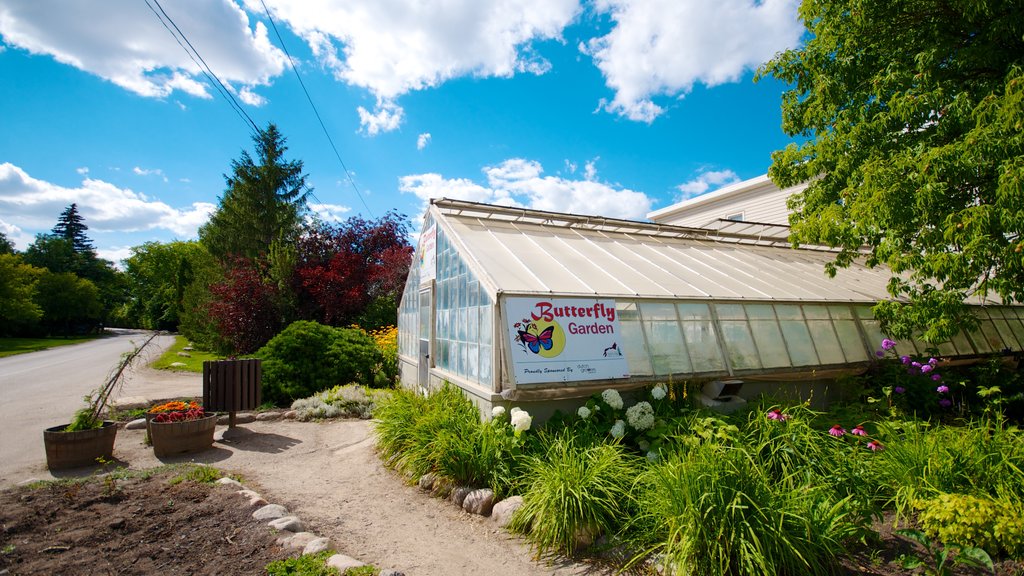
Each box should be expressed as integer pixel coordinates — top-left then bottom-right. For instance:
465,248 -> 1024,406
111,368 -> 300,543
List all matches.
397,199 -> 1024,416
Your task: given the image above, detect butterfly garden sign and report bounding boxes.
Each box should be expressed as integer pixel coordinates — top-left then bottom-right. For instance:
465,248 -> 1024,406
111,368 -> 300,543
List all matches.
506,297 -> 630,384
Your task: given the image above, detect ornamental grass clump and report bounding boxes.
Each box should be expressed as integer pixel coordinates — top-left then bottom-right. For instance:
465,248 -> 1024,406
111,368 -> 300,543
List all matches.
291,384 -> 386,420
510,428 -> 639,558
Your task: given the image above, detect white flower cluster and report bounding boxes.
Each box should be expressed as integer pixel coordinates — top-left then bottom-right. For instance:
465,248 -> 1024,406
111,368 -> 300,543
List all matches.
626,401 -> 655,430
492,406 -> 506,419
577,405 -> 592,419
651,383 -> 667,401
601,389 -> 624,410
510,407 -> 533,433
610,419 -> 626,439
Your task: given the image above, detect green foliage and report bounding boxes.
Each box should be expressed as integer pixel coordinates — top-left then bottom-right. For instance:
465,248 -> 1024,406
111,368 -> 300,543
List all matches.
632,442 -> 861,576
257,320 -> 382,405
0,335 -> 100,358
0,231 -> 14,254
896,528 -> 995,576
168,464 -> 228,485
0,253 -> 43,335
759,0 -> 1024,341
124,241 -> 217,331
33,271 -> 102,335
510,429 -> 638,558
200,123 -> 308,262
291,384 -> 388,420
265,551 -> 338,576
915,493 -> 1024,557
342,567 -> 378,576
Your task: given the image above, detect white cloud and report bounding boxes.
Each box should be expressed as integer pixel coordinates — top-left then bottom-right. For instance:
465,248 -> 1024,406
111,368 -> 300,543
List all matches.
308,202 -> 351,223
133,166 -> 168,183
583,158 -> 599,181
417,132 -> 432,150
585,0 -> 802,122
0,0 -> 285,103
399,158 -> 652,220
676,168 -> 740,200
0,163 -> 216,244
96,245 -> 134,266
357,99 -> 404,135
253,0 -> 579,133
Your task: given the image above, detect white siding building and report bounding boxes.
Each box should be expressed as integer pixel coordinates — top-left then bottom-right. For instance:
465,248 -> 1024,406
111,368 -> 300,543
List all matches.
648,174 -> 804,228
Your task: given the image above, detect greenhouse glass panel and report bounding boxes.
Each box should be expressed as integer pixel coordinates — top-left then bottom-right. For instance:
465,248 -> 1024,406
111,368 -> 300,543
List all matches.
467,306 -> 479,343
677,303 -> 726,372
950,329 -> 976,355
479,344 -> 492,383
745,304 -> 790,368
805,305 -> 845,364
976,311 -> 1005,351
855,307 -> 885,352
936,339 -> 957,356
775,305 -> 818,366
617,302 -> 652,376
990,309 -> 1021,349
640,302 -> 691,375
1005,310 -> 1024,348
829,306 -> 869,362
467,342 -> 479,380
719,320 -> 761,370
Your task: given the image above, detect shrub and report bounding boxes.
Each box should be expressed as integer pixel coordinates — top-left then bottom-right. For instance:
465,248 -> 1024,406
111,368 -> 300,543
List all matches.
916,493 -> 1024,557
367,325 -> 398,387
509,429 -> 639,558
291,384 -> 387,420
257,320 -> 382,405
265,551 -> 338,575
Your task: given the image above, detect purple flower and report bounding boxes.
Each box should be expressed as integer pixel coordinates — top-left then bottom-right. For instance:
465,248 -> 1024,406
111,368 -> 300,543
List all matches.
900,355 -> 911,365
867,440 -> 884,452
881,338 -> 897,350
928,357 -> 938,366
939,398 -> 952,408
851,425 -> 867,437
894,386 -> 906,394
911,361 -> 922,368
875,350 -> 885,358
920,364 -> 934,373
931,374 -> 942,382
936,385 -> 949,394
767,409 -> 784,421
829,425 -> 846,437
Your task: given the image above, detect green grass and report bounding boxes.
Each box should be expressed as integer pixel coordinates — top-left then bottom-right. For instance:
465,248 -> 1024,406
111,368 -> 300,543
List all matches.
0,335 -> 103,358
150,334 -> 223,372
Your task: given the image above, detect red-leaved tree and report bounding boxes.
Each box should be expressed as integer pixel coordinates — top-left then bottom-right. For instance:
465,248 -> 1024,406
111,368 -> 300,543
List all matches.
208,258 -> 283,354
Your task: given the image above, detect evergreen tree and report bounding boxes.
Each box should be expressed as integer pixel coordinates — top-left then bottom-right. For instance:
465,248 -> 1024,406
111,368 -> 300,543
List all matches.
52,203 -> 94,254
200,124 -> 309,261
0,231 -> 14,255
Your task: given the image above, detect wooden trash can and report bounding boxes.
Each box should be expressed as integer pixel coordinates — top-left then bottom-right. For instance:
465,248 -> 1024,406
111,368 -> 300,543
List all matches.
202,359 -> 262,428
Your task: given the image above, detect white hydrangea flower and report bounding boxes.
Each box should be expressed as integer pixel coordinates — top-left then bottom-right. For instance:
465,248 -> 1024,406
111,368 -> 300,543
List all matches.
610,419 -> 626,439
651,383 -> 667,401
492,406 -> 506,419
577,406 -> 592,419
637,439 -> 650,451
646,451 -> 660,463
626,401 -> 655,431
510,409 -> 532,433
601,389 -> 624,410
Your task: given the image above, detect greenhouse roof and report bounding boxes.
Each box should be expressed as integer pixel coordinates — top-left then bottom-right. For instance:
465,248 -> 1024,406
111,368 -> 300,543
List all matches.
432,198 -> 975,304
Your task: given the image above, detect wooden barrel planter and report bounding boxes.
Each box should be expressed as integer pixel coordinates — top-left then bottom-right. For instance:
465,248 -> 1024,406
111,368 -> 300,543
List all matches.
43,421 -> 118,470
149,413 -> 218,458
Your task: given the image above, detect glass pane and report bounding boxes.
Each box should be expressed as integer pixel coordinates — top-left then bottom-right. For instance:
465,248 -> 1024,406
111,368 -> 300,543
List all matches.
951,329 -> 976,355
828,306 -> 854,320
777,307 -> 818,366
480,304 -> 493,348
992,315 -> 1020,349
678,303 -> 726,372
855,306 -> 885,352
936,339 -> 957,356
803,305 -> 829,320
1005,314 -> 1024,350
466,306 -> 479,343
644,320 -> 691,375
641,301 -> 678,321
808,320 -> 845,364
746,304 -> 776,320
978,318 -> 1005,351
748,314 -> 790,368
715,303 -> 746,320
479,345 -> 492,383
618,313 -> 652,375
720,320 -> 761,370
775,304 -> 803,321
467,342 -> 479,381
834,320 -> 869,362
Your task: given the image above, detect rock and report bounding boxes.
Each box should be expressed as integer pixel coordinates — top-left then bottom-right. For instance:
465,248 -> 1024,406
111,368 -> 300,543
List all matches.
490,496 -> 523,528
303,537 -> 331,555
255,411 -> 282,421
217,413 -> 255,425
217,477 -> 243,488
236,489 -> 267,507
125,418 -> 147,430
379,570 -> 406,576
176,351 -> 191,358
108,517 -> 126,529
417,472 -> 437,491
169,362 -> 187,368
183,346 -> 194,351
268,516 -> 305,532
276,531 -> 318,549
430,476 -> 454,498
283,410 -> 298,420
450,486 -> 473,507
252,504 -> 289,521
573,524 -> 600,550
462,488 -> 496,516
327,554 -> 365,571
16,478 -> 40,487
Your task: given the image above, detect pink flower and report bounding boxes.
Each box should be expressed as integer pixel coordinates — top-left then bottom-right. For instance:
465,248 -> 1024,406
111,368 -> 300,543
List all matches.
894,386 -> 906,394
911,361 -> 921,368
881,338 -> 897,350
867,441 -> 884,452
900,355 -> 911,365
931,374 -> 942,382
920,364 -> 934,373
767,409 -> 784,421
875,350 -> 885,357
928,357 -> 938,366
829,425 -> 846,437
936,385 -> 949,394
939,398 -> 952,408
851,425 -> 867,437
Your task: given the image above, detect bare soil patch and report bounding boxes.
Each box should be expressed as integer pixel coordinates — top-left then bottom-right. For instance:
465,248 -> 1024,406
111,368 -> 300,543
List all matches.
0,468 -> 294,575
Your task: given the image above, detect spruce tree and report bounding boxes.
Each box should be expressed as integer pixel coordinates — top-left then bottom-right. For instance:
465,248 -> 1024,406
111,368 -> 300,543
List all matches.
52,203 -> 94,254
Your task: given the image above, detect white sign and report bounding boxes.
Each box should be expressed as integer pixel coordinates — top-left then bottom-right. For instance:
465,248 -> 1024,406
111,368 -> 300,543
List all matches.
418,223 -> 436,284
505,297 -> 630,384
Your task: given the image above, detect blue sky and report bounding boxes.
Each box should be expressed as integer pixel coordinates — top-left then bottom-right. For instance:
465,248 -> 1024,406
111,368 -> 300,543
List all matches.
0,0 -> 803,264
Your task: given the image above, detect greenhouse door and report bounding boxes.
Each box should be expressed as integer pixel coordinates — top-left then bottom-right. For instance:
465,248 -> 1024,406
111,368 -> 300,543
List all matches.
418,287 -> 432,388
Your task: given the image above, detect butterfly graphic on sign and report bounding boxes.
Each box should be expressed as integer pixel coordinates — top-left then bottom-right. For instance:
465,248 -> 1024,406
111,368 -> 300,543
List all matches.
513,317 -> 563,357
519,326 -> 554,354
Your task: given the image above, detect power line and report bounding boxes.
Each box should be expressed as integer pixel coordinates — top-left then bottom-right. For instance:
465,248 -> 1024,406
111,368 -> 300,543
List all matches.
143,0 -> 259,135
258,0 -> 373,217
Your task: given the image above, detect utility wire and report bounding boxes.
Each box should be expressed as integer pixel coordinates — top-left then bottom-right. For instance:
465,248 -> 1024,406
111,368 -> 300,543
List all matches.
258,0 -> 373,217
144,0 -> 260,135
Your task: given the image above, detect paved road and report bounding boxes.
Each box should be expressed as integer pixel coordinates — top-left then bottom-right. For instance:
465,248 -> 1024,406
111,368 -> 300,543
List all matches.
0,330 -> 201,485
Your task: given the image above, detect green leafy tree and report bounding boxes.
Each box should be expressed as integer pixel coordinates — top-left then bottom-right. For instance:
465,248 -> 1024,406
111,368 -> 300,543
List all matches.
33,271 -> 102,335
23,234 -> 78,275
124,240 -> 215,330
0,231 -> 15,255
759,0 -> 1024,341
0,253 -> 43,335
199,123 -> 309,262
